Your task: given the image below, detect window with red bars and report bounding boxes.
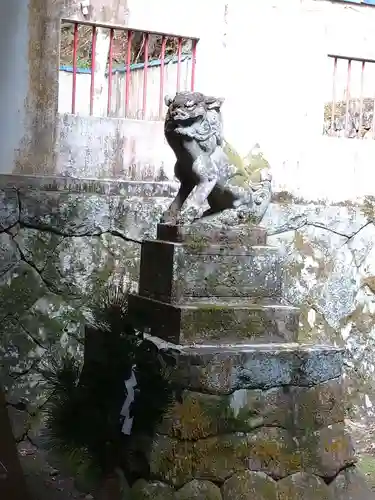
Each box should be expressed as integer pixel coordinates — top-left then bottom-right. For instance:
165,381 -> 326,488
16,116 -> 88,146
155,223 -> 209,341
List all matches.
324,54 -> 375,139
59,19 -> 198,120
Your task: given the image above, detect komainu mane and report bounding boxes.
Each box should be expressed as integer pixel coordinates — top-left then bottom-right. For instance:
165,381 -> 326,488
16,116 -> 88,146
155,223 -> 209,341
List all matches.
160,91 -> 271,225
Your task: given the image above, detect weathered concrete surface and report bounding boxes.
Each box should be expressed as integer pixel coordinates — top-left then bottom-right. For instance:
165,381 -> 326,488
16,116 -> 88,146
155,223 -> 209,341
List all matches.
0,0 -> 62,176
57,114 -> 175,180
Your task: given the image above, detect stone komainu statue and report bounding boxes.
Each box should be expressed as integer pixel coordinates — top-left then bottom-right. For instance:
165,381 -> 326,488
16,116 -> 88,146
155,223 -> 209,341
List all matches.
160,91 -> 272,225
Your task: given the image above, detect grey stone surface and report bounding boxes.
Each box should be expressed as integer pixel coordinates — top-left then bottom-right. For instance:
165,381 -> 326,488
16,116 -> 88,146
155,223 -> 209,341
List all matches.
262,198 -> 375,425
0,178 -> 175,442
149,426 -> 354,486
329,466 -> 374,499
0,233 -> 20,276
149,337 -> 344,394
175,479 -> 222,499
138,240 -> 282,302
128,294 -> 300,344
277,472 -> 333,500
0,176 -> 374,449
222,470 -> 277,500
157,387 -> 292,439
291,378 -> 345,430
246,426 -> 301,478
0,188 -> 19,229
131,478 -> 175,499
157,378 -> 345,440
299,423 -> 356,477
156,222 -> 267,247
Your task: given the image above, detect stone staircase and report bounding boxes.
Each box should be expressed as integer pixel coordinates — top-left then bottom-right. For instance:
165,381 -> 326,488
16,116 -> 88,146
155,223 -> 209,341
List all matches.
127,223 -> 373,499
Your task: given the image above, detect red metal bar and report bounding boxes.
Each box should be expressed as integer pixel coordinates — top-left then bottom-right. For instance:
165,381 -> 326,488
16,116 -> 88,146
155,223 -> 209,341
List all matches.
330,57 -> 337,135
62,17 -> 199,43
125,30 -> 133,117
177,37 -> 182,92
159,36 -> 167,119
89,25 -> 97,116
107,28 -> 114,116
359,60 -> 365,138
71,22 -> 79,114
191,39 -> 197,91
344,59 -> 352,136
142,33 -> 149,119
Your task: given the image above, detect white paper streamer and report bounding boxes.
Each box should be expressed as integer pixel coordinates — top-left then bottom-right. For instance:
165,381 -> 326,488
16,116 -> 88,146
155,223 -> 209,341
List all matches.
120,366 -> 137,435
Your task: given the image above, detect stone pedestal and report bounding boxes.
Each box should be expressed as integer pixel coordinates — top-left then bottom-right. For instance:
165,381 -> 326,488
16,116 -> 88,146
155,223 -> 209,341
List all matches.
128,223 -> 372,499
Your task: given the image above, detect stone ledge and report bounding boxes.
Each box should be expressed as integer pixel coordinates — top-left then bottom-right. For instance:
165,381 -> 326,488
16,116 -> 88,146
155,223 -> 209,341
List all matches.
128,294 -> 300,344
156,223 -> 268,247
147,336 -> 344,393
0,174 -> 178,197
0,179 -> 174,241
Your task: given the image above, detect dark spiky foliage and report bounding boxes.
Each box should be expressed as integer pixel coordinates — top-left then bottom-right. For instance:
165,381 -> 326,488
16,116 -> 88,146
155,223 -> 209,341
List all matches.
41,284 -> 174,484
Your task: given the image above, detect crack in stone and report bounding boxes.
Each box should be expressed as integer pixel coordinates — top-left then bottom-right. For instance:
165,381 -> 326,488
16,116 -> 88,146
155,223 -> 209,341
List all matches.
17,321 -> 47,351
0,261 -> 19,280
6,401 -> 34,417
19,221 -> 142,244
269,218 -> 374,243
15,188 -> 21,221
8,358 -> 41,380
11,236 -> 80,298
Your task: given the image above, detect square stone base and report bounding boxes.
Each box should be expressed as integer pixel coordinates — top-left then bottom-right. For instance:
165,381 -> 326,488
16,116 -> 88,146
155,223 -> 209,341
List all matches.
128,294 -> 300,344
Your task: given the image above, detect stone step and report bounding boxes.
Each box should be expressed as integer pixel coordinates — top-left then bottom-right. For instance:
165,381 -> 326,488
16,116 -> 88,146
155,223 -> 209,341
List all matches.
156,222 -> 268,248
146,337 -> 344,393
128,294 -> 300,344
139,240 -> 282,302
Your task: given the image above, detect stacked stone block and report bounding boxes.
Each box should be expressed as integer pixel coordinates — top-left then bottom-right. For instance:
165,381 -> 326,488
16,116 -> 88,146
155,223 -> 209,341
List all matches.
128,223 -> 373,499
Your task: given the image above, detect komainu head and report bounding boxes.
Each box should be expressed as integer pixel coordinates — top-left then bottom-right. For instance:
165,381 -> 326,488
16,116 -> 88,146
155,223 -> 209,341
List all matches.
164,91 -> 224,124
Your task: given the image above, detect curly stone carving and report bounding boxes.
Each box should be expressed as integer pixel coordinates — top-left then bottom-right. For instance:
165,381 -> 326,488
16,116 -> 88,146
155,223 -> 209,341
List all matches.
160,91 -> 272,225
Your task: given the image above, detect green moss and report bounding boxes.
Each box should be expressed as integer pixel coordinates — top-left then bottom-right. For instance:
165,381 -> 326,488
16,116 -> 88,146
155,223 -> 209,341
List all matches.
185,234 -> 208,253
182,306 -> 278,343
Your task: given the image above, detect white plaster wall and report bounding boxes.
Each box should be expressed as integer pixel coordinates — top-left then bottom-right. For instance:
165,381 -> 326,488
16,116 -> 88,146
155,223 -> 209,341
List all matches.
223,0 -> 375,200
58,0 -> 375,200
125,0 -> 228,98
